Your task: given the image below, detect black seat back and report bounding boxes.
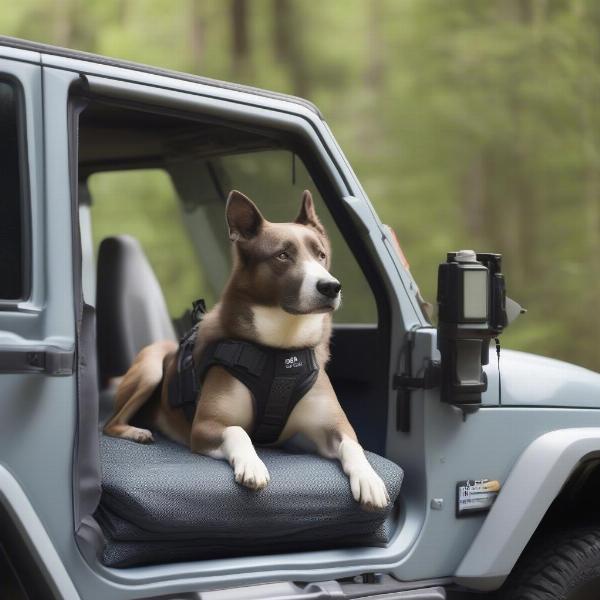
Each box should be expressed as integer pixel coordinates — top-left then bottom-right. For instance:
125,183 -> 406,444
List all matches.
96,235 -> 176,384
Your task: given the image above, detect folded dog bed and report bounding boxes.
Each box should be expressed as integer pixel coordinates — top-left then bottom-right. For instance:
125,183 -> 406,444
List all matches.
96,434 -> 403,567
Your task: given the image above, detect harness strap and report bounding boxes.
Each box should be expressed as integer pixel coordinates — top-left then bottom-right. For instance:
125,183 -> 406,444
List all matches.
252,349 -> 318,444
168,335 -> 319,444
254,377 -> 299,443
211,340 -> 267,377
167,325 -> 199,421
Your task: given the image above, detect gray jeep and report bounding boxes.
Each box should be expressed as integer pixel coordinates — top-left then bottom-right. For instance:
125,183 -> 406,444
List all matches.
1,36 -> 600,600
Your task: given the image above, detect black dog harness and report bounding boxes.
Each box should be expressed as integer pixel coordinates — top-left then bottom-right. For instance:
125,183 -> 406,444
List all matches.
168,307 -> 319,444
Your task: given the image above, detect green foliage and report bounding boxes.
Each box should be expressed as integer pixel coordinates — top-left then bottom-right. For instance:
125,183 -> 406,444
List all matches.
88,170 -> 210,316
2,0 -> 599,370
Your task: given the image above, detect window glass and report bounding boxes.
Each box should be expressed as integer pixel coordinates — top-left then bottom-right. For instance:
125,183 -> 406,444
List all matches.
88,155 -> 377,324
89,169 -> 210,316
0,80 -> 24,300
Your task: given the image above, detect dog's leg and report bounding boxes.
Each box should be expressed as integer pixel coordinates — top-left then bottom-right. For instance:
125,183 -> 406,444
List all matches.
335,434 -> 390,511
103,385 -> 156,443
190,369 -> 270,490
103,341 -> 175,443
303,427 -> 389,511
282,378 -> 390,510
192,422 -> 270,490
220,426 -> 271,490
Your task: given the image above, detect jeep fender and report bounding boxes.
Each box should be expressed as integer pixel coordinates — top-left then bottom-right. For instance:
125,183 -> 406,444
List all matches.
455,427 -> 600,591
0,465 -> 80,599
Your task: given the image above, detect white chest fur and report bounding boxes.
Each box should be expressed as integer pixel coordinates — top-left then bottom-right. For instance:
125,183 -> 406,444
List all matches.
251,306 -> 325,348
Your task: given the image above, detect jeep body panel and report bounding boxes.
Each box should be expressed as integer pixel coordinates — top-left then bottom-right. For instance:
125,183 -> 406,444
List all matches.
0,465 -> 80,599
385,329 -> 600,584
0,34 -> 323,116
497,349 -> 600,408
0,49 -> 79,599
455,428 -> 600,590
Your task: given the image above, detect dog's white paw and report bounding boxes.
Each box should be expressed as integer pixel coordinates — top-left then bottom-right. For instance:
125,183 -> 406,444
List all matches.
233,455 -> 270,490
124,426 -> 154,444
349,468 -> 390,511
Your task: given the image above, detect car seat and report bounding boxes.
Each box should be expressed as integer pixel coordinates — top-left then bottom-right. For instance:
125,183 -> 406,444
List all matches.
96,235 -> 176,385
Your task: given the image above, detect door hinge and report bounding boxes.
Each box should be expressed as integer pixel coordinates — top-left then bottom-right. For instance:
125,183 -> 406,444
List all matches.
393,359 -> 441,390
0,346 -> 74,376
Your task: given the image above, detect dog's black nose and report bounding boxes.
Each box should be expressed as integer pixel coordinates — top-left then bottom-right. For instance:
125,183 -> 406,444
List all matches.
317,279 -> 342,299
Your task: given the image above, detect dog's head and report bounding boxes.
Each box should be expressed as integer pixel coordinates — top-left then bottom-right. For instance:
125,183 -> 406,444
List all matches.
225,190 -> 341,315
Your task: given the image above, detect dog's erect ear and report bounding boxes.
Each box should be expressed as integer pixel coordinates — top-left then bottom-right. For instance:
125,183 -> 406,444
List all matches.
295,190 -> 325,235
226,190 -> 265,241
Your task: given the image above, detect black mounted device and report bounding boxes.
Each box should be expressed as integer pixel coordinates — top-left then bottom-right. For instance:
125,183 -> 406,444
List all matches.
437,250 -> 521,414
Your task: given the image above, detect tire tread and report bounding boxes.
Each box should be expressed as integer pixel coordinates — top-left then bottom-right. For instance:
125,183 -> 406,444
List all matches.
500,526 -> 600,600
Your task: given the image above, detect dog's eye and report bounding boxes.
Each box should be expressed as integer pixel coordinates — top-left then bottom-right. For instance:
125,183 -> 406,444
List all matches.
277,251 -> 290,261
318,251 -> 327,261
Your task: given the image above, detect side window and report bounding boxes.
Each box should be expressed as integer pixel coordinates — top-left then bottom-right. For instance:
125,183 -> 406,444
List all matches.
0,80 -> 26,302
88,159 -> 378,325
88,169 -> 212,317
79,99 -> 376,324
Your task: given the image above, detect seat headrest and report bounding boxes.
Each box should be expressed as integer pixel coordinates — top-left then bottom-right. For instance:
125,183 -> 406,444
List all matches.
96,235 -> 176,384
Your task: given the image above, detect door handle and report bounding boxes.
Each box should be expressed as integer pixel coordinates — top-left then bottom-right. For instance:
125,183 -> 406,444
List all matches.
0,346 -> 74,376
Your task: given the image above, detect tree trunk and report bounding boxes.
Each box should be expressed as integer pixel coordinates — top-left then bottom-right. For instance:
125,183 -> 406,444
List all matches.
272,0 -> 310,98
52,0 -> 74,47
365,0 -> 384,91
189,0 -> 205,73
578,3 -> 600,367
231,0 -> 250,76
462,153 -> 486,239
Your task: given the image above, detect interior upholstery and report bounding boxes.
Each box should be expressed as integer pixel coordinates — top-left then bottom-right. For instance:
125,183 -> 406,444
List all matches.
96,235 -> 176,383
96,434 -> 403,567
78,100 -> 275,175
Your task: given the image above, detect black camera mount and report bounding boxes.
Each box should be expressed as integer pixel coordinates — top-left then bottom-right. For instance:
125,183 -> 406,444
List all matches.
437,250 -> 520,414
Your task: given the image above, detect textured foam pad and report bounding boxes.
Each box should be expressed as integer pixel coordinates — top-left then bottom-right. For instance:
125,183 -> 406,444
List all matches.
96,434 -> 403,567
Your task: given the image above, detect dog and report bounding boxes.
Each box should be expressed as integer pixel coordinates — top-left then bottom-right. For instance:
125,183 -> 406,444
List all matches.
103,190 -> 390,511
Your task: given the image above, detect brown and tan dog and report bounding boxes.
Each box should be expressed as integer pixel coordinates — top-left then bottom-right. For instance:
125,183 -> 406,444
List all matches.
103,190 -> 389,510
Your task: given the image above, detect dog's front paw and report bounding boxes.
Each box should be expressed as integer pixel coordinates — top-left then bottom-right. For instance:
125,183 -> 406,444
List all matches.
349,468 -> 390,511
233,455 -> 270,490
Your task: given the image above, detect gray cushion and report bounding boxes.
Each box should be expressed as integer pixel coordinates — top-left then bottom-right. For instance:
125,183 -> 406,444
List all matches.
96,434 -> 403,567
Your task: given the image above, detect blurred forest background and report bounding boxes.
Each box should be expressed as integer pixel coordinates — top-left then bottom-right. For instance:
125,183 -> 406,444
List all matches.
2,0 -> 599,371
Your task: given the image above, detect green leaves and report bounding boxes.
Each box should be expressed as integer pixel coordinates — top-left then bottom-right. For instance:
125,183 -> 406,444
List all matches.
3,0 -> 599,368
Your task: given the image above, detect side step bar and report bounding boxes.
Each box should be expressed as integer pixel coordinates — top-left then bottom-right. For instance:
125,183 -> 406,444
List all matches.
155,579 -> 447,600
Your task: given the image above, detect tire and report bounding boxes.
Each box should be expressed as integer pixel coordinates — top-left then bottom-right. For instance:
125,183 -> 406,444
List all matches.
499,526 -> 600,600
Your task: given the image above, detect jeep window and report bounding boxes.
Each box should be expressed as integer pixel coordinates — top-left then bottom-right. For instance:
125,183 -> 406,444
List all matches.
88,169 -> 210,317
81,101 -> 377,324
0,79 -> 27,302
